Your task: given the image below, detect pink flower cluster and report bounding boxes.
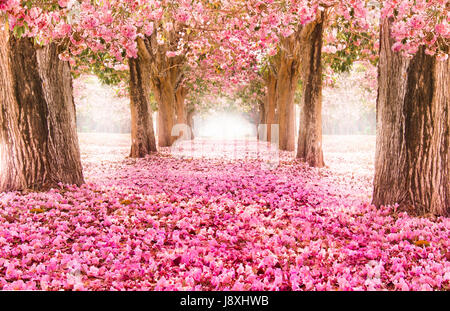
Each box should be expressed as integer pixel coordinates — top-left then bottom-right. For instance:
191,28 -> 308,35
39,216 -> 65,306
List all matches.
0,137 -> 448,291
3,1 -> 447,93
382,0 -> 449,60
0,0 -> 18,12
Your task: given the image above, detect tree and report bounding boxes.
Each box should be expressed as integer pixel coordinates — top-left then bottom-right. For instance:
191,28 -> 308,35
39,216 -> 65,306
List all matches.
264,70 -> 278,143
273,34 -> 300,152
72,46 -> 158,157
67,1 -> 260,148
129,49 -> 157,157
297,12 -> 326,167
249,1 -> 374,160
0,19 -> 84,192
373,16 -> 449,216
136,35 -> 184,148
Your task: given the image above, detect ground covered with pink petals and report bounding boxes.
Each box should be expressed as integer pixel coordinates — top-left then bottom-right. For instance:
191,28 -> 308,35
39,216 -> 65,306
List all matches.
0,135 -> 448,291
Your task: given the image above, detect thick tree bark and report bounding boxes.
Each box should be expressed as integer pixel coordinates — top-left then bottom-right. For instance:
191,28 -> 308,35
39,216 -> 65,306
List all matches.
373,18 -> 449,216
297,16 -> 325,168
0,25 -> 84,192
136,34 -> 185,148
173,86 -> 189,140
276,56 -> 298,151
270,18 -> 313,151
129,56 -> 157,158
264,71 -> 278,142
175,87 -> 188,125
154,80 -> 177,147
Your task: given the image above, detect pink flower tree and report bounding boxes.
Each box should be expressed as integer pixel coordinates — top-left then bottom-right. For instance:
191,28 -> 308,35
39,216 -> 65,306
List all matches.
373,0 -> 449,216
0,0 -> 85,192
1,1 -> 273,162
66,1 -> 265,152
244,1 -> 376,166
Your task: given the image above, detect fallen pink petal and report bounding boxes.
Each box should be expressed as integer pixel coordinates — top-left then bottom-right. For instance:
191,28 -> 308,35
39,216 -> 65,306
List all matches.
0,0 -> 448,296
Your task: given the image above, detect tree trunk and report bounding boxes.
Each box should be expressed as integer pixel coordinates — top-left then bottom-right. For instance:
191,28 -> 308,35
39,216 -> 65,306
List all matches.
154,80 -> 177,147
373,18 -> 449,216
0,25 -> 84,192
186,109 -> 195,140
264,71 -> 278,142
174,86 -> 189,140
135,35 -> 184,148
276,57 -> 297,151
175,87 -> 187,125
297,17 -> 325,167
257,101 -> 266,140
129,56 -> 157,158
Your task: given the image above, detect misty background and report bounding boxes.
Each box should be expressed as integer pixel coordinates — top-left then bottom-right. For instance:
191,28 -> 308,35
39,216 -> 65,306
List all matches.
74,66 -> 376,138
